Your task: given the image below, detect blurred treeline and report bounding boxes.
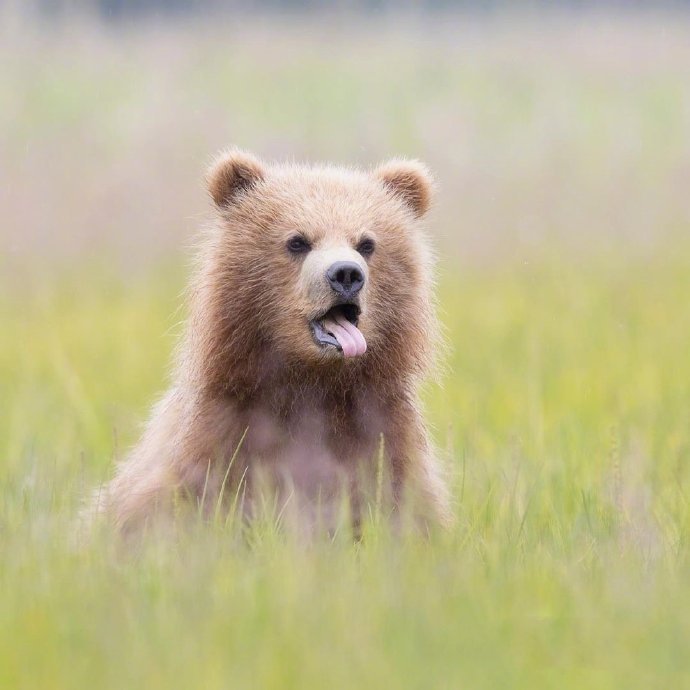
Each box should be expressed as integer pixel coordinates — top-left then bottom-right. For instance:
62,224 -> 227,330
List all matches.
22,0 -> 690,21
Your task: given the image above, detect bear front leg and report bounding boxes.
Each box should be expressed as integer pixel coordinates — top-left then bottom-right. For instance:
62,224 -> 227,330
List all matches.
100,388 -> 243,533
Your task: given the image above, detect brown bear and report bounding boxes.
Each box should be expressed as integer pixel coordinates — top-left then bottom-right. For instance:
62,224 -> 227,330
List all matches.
100,150 -> 451,535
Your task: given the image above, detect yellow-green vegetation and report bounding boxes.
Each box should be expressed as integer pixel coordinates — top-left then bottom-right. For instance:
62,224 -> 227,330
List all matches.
2,251 -> 690,689
2,13 -> 690,690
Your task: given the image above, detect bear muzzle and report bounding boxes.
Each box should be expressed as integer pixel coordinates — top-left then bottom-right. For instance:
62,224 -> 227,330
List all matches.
301,249 -> 369,359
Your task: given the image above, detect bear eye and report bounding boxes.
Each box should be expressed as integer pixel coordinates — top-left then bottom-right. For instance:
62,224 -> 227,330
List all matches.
286,235 -> 311,255
356,238 -> 376,258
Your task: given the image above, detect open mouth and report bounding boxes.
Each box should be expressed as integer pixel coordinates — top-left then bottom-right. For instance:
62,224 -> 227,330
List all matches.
310,303 -> 367,358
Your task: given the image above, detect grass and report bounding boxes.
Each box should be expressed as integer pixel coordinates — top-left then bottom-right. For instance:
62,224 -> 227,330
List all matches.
2,250 -> 690,689
2,11 -> 690,690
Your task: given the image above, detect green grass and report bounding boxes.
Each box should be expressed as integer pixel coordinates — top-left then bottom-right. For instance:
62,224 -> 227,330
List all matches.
2,251 -> 690,689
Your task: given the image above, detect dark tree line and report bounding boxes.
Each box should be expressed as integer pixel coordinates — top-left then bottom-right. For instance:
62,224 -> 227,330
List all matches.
26,0 -> 690,21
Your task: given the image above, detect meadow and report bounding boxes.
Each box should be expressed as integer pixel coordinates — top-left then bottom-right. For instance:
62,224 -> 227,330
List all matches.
2,12 -> 690,689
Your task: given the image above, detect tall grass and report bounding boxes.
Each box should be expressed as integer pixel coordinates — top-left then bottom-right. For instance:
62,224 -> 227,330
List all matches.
3,252 -> 690,688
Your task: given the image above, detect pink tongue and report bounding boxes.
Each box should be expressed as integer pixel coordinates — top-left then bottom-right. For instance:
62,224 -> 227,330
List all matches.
322,315 -> 367,358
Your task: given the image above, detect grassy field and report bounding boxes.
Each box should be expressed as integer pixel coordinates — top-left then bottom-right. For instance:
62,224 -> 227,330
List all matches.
2,12 -> 690,689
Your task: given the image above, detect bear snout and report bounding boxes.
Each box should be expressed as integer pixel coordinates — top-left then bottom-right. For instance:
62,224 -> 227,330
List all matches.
326,261 -> 365,299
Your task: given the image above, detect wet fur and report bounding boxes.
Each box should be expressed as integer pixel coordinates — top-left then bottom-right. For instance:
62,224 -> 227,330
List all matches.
101,151 -> 452,534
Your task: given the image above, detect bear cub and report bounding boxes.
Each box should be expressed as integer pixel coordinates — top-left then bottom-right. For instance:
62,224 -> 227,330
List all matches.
101,150 -> 451,534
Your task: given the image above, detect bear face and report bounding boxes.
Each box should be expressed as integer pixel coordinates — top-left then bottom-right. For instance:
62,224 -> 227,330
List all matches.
191,151 -> 437,396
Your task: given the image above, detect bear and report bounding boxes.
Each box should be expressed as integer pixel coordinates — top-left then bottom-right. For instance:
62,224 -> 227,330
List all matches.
100,150 -> 451,535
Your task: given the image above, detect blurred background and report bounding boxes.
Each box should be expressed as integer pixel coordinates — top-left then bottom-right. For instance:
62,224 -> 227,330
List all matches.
2,0 -> 690,469
3,1 -> 690,274
2,0 -> 690,471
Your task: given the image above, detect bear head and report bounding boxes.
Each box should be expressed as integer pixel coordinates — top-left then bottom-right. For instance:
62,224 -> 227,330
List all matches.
189,150 -> 438,395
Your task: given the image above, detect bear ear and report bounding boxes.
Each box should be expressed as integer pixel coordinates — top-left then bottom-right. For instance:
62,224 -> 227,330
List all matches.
373,159 -> 435,218
206,149 -> 265,208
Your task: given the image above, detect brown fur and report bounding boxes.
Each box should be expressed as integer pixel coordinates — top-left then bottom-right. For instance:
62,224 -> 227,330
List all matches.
100,150 -> 451,534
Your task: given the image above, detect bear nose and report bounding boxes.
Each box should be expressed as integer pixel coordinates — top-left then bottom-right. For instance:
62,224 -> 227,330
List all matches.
326,261 -> 365,298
